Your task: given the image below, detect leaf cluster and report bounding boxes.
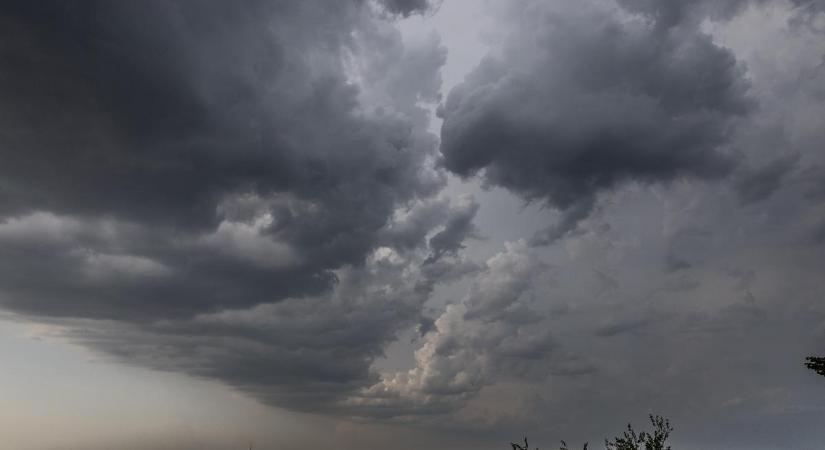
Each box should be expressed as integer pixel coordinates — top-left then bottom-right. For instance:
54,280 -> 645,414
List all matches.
604,415 -> 672,450
513,414 -> 672,450
805,356 -> 825,376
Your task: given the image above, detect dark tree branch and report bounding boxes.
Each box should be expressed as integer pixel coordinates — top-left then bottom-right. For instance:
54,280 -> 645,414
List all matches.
805,356 -> 825,376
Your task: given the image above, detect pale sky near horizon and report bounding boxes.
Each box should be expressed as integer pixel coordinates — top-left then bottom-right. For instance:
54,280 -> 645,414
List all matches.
2,1 -> 825,449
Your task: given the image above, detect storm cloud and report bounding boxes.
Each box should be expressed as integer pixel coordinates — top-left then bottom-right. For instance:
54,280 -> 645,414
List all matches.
438,0 -> 752,243
0,0 -> 464,413
380,0 -> 434,17
349,241 -> 589,419
0,0 -> 448,321
3,1 -> 825,447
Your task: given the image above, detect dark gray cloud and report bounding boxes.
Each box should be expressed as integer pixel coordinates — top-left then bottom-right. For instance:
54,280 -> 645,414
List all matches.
349,242 -> 591,419
665,228 -> 713,272
734,155 -> 798,204
56,207 -> 483,413
425,195 -> 480,264
0,0 -> 448,321
529,195 -> 595,246
4,1 -> 825,446
0,0 -> 480,416
380,0 -> 433,17
0,213 -> 335,320
618,0 -> 825,30
616,0 -> 758,28
438,0 -> 752,244
64,258 -> 425,412
594,315 -> 653,337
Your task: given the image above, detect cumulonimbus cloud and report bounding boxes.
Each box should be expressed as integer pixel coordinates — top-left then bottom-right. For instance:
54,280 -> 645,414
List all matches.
438,0 -> 753,244
3,0 -> 825,433
0,0 -> 448,320
0,0 -> 471,413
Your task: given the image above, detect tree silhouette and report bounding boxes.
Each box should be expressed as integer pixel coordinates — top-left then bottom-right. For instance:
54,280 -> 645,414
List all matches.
518,414 -> 672,450
511,437 -> 537,450
604,415 -> 672,450
805,356 -> 825,376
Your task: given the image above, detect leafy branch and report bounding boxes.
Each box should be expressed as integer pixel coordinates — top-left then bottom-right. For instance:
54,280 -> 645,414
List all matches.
515,414 -> 671,450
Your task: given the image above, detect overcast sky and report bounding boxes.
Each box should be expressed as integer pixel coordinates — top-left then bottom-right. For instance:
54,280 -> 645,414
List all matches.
2,1 -> 825,449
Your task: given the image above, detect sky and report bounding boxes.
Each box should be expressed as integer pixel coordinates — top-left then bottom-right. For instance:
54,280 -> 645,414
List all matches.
1,0 -> 825,449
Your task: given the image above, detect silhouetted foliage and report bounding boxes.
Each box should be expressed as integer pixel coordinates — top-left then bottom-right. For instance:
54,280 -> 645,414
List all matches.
604,415 -> 672,450
516,414 -> 672,450
512,437 -> 534,450
805,356 -> 825,376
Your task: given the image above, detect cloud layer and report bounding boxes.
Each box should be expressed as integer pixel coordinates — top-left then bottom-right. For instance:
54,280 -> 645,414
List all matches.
0,0 -> 469,413
439,0 -> 753,243
0,0 -> 449,321
2,1 -> 825,447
